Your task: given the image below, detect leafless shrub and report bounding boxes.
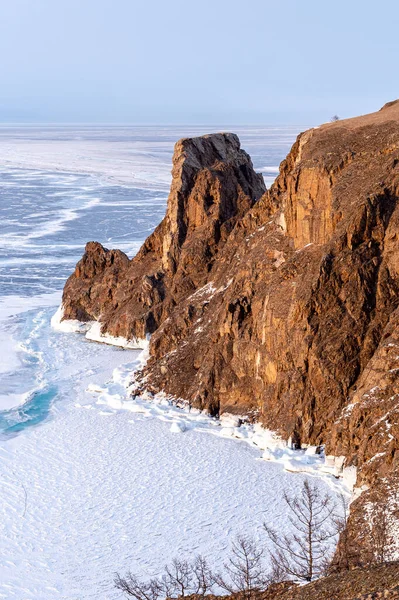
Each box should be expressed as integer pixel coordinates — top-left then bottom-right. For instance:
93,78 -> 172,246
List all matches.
214,535 -> 269,600
116,483 -> 347,596
264,479 -> 338,582
331,115 -> 340,121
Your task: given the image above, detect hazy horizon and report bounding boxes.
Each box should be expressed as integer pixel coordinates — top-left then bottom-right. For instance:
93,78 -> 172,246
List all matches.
1,0 -> 398,125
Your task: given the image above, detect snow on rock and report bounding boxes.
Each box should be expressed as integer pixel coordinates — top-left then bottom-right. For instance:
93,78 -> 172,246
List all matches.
219,426 -> 236,437
50,304 -> 91,333
305,445 -> 319,456
219,413 -> 242,428
251,423 -> 285,451
343,465 -> 358,490
51,304 -> 147,349
85,321 -> 146,349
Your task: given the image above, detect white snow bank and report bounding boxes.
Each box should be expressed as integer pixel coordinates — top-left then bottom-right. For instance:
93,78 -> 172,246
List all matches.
51,304 -> 146,349
83,360 -> 354,495
170,421 -> 186,433
50,304 -> 91,333
343,465 -> 358,490
85,321 -> 146,349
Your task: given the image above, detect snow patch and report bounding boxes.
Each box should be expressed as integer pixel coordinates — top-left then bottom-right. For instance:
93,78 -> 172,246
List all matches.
85,321 -> 146,349
342,465 -> 358,490
275,211 -> 286,232
51,304 -> 146,349
50,304 -> 91,333
170,421 -> 186,433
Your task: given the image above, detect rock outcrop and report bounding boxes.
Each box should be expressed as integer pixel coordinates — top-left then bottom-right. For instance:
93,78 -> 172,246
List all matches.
261,561 -> 399,599
61,102 -> 399,556
62,133 -> 265,342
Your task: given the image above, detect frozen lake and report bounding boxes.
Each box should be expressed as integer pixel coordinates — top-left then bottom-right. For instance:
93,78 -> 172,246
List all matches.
0,125 -> 346,599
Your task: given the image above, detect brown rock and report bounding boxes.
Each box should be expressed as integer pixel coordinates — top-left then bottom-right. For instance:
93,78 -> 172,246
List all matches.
260,562 -> 399,599
62,102 -> 399,554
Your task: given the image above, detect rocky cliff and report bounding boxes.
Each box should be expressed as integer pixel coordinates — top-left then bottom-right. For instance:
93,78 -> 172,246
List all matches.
61,101 -> 399,557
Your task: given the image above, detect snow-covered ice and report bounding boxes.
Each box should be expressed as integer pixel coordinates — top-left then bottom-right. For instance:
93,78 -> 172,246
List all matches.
0,327 -> 348,599
0,124 -> 302,189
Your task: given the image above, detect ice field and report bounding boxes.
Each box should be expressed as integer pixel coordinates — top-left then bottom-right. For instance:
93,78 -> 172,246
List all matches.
0,125 -> 348,599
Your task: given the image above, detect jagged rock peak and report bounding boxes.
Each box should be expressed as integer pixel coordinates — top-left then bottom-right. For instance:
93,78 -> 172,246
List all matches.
162,132 -> 266,270
172,132 -> 248,171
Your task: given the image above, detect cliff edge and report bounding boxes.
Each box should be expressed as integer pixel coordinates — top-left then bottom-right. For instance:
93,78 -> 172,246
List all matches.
61,103 -> 399,559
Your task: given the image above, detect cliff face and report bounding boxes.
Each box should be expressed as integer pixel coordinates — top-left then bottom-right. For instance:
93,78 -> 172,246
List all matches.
62,102 -> 399,554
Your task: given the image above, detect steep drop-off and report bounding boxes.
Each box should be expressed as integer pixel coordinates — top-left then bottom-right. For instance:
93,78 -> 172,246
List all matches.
62,102 -> 399,557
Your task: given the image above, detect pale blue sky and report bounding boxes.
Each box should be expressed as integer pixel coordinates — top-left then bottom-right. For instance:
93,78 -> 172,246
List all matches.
0,0 -> 397,124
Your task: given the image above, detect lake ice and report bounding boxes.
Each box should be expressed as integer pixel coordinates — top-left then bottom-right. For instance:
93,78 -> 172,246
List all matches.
0,125 -> 347,599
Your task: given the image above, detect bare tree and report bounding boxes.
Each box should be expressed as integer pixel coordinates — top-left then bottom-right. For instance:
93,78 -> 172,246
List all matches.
115,555 -> 214,599
215,535 -> 269,600
114,573 -> 164,600
264,479 -> 338,582
192,555 -> 215,597
163,558 -> 192,598
330,115 -> 340,122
